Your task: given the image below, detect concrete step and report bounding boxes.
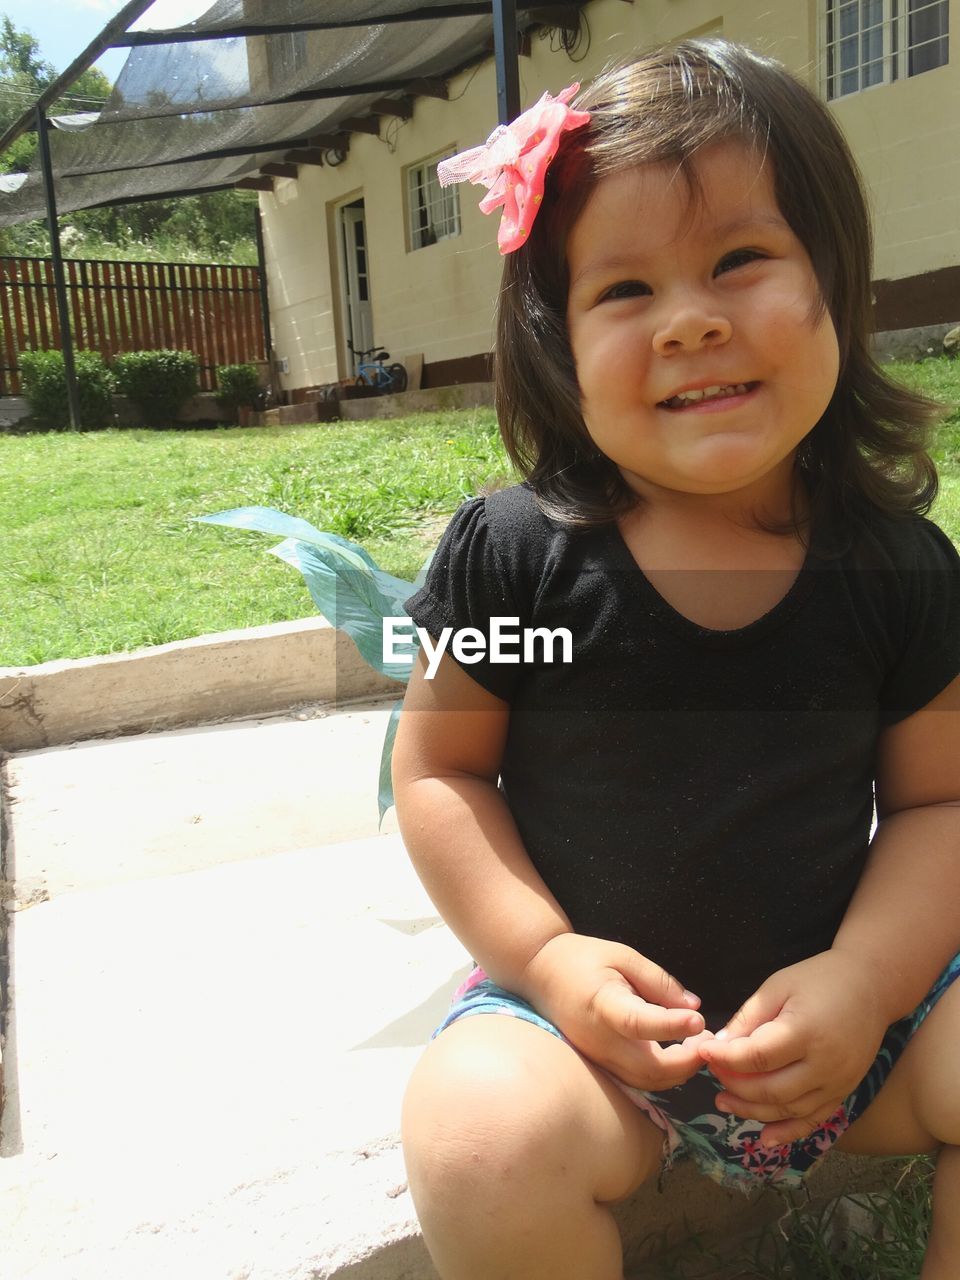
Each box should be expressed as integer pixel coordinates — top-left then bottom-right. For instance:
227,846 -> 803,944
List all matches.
1,704 -> 468,1278
260,399 -> 341,426
2,830 -> 469,1279
3,701 -> 402,900
255,381 -> 495,428
337,382 -> 493,422
0,618 -> 397,753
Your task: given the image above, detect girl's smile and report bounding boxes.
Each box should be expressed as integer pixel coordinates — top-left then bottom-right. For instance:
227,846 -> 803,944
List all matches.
565,140 -> 841,519
657,381 -> 760,412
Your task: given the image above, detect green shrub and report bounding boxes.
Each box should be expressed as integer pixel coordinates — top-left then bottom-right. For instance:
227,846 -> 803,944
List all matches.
216,363 -> 261,418
18,348 -> 116,431
112,349 -> 199,427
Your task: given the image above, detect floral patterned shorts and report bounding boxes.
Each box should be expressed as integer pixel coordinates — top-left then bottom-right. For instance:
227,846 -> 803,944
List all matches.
434,952 -> 960,1192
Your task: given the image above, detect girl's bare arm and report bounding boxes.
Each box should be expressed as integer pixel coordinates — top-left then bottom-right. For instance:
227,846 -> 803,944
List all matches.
830,671 -> 960,1017
392,648 -> 573,989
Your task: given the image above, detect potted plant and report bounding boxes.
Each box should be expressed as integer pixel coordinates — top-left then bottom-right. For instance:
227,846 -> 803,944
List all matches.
216,363 -> 264,425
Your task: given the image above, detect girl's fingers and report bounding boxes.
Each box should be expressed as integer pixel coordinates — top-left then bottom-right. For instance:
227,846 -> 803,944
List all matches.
614,1037 -> 706,1092
679,1028 -> 717,1052
699,1016 -> 800,1074
645,1051 -> 702,1091
655,1039 -> 710,1074
710,1057 -> 811,1105
714,1084 -> 826,1124
611,949 -> 701,1012
599,1013 -> 713,1093
596,981 -> 704,1042
713,982 -> 784,1041
760,1106 -> 843,1148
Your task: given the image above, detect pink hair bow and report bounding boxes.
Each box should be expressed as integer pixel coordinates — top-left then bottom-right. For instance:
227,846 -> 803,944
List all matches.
437,83 -> 591,254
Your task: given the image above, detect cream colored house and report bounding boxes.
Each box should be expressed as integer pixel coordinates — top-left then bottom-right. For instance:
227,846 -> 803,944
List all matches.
255,0 -> 957,397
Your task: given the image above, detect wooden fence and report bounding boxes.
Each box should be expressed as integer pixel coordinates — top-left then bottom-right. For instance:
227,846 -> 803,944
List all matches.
0,255 -> 267,395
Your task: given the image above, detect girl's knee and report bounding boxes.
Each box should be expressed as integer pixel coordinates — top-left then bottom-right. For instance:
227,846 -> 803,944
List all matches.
910,979 -> 960,1145
401,1015 -> 662,1207
402,1018 -> 571,1184
402,1021 -> 642,1279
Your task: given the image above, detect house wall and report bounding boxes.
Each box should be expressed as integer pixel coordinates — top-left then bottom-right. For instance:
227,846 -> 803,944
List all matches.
825,0 -> 960,325
259,0 -> 958,394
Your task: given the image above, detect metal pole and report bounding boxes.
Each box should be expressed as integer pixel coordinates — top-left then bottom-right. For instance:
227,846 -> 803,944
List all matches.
36,107 -> 81,431
254,209 -> 280,405
492,0 -> 521,124
254,210 -> 273,359
253,207 -> 272,363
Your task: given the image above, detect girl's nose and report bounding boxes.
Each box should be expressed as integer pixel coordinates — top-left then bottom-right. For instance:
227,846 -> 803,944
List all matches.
652,297 -> 732,355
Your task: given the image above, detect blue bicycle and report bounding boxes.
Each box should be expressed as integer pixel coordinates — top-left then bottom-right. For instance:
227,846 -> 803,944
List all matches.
348,341 -> 408,394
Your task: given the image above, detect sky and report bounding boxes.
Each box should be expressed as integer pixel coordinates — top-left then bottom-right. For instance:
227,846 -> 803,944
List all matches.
0,0 -> 209,83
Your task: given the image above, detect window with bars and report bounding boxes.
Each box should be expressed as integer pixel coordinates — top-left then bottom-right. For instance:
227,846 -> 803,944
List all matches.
825,0 -> 949,98
406,154 -> 461,251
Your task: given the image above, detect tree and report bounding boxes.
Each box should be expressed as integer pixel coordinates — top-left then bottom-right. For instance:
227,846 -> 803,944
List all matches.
0,18 -> 54,158
0,19 -> 111,174
0,16 -> 55,86
0,18 -> 255,263
56,66 -> 112,117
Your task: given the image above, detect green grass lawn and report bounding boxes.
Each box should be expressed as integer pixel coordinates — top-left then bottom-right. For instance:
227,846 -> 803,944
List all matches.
1,356 -> 958,669
886,355 -> 960,535
0,409 -> 512,667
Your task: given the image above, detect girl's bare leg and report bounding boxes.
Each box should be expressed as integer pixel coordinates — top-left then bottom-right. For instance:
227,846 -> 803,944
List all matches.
835,978 -> 960,1278
401,1014 -> 664,1280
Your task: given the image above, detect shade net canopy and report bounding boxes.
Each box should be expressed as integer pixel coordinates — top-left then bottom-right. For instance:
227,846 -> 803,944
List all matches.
0,0 -> 585,226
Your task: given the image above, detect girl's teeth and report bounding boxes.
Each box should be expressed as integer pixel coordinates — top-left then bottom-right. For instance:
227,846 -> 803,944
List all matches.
664,383 -> 751,407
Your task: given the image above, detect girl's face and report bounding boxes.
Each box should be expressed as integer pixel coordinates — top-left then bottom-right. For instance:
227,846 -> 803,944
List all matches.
565,139 -> 840,517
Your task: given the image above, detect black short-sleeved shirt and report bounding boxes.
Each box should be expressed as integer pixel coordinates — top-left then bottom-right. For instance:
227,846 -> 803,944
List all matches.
405,484 -> 960,1019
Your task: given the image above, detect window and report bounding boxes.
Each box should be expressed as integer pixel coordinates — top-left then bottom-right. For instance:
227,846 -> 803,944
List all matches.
825,0 -> 949,99
406,154 -> 461,251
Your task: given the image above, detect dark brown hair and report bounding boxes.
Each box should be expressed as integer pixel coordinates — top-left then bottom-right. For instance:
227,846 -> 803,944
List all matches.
494,38 -> 940,536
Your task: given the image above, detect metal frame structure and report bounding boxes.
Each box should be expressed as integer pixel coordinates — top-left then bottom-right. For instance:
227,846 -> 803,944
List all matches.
0,0 -> 567,425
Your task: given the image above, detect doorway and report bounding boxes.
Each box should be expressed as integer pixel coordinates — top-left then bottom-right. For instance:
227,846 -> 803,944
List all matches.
337,199 -> 374,376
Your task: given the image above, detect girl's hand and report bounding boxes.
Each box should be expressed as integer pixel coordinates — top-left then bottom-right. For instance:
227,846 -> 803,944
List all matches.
520,933 -> 709,1092
697,950 -> 890,1146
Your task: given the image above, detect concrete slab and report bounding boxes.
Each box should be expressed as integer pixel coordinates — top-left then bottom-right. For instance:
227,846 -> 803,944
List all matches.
1,834 -> 469,1279
1,703 -> 468,1278
0,620 -> 397,753
3,702 -> 401,901
0,396 -> 29,427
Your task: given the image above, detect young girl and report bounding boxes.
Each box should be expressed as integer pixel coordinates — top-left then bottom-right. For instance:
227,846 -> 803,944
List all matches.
393,39 -> 960,1280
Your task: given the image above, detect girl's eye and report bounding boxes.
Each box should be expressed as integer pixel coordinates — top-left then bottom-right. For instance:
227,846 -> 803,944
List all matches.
600,280 -> 651,302
716,249 -> 764,275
